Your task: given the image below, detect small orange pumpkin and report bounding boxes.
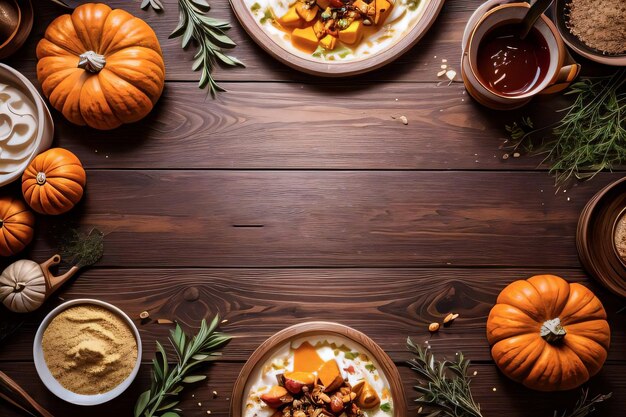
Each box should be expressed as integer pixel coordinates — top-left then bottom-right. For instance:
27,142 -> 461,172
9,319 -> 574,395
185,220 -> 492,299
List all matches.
22,148 -> 86,215
36,3 -> 165,130
486,274 -> 610,391
0,196 -> 35,257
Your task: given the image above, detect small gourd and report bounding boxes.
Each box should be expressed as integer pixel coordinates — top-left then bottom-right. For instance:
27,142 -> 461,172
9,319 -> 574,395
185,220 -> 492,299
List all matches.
0,255 -> 78,313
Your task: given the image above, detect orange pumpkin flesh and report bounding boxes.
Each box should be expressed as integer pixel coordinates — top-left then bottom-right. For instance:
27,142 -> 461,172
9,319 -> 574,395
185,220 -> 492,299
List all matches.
0,196 -> 35,257
486,274 -> 610,391
22,148 -> 87,215
36,3 -> 165,130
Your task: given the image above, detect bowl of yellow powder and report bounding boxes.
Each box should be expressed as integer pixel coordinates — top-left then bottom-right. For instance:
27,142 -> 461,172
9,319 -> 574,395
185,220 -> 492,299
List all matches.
33,299 -> 142,405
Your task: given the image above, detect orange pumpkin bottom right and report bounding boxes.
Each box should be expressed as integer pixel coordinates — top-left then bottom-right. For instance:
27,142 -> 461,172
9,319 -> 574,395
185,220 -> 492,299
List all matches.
486,274 -> 610,391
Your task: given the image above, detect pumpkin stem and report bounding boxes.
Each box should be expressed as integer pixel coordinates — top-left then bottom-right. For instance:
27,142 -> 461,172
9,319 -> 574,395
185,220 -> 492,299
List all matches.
13,282 -> 25,293
36,172 -> 47,185
540,318 -> 567,343
78,51 -> 106,73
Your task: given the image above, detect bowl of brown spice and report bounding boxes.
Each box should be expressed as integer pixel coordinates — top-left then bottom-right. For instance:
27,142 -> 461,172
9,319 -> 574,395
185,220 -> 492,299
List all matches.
554,0 -> 626,66
33,299 -> 142,405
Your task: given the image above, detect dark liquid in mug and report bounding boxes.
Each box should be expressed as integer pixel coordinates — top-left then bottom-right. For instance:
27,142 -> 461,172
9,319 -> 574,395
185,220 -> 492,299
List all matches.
477,25 -> 550,96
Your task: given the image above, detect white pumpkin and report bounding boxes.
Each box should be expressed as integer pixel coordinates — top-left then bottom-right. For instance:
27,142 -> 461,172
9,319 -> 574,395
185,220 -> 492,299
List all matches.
0,259 -> 46,313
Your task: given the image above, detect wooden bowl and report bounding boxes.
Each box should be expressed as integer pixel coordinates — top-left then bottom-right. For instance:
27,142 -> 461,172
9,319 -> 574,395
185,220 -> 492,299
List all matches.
576,177 -> 626,298
229,0 -> 446,76
552,0 -> 626,66
231,321 -> 407,417
0,0 -> 32,59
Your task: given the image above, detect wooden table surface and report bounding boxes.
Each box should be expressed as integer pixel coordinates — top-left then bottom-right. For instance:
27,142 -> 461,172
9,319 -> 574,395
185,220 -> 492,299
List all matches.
1,1 -> 625,416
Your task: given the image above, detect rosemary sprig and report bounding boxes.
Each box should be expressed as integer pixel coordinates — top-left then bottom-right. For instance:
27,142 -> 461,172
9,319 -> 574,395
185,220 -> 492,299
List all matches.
504,69 -> 626,187
407,337 -> 483,417
555,389 -> 612,417
407,339 -> 611,417
134,316 -> 231,417
170,0 -> 244,96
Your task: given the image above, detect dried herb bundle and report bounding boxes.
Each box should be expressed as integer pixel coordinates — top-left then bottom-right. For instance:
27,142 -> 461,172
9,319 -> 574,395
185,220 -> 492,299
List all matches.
407,339 -> 611,417
59,227 -> 104,268
505,69 -> 626,187
134,316 -> 230,417
142,0 -> 244,96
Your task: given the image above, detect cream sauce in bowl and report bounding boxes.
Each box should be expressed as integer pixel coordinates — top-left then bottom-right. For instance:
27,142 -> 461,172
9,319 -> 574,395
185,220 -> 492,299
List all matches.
246,0 -> 430,62
244,335 -> 393,417
0,83 -> 38,178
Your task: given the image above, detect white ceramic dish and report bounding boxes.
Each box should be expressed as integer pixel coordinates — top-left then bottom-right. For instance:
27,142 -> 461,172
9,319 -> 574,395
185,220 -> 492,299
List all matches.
33,299 -> 142,406
0,63 -> 53,187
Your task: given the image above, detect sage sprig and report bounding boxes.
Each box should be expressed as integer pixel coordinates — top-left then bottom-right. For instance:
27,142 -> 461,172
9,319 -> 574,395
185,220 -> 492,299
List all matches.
134,316 -> 231,417
141,0 -> 165,11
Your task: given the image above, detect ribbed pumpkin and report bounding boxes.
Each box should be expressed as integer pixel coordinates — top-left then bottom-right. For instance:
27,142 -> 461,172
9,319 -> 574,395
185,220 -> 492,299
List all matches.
22,148 -> 86,215
486,275 -> 610,391
36,3 -> 165,130
0,196 -> 35,257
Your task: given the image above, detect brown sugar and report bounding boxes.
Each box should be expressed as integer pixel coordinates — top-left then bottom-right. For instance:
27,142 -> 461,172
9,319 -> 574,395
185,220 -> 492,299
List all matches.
567,0 -> 626,54
614,212 -> 626,263
42,304 -> 137,395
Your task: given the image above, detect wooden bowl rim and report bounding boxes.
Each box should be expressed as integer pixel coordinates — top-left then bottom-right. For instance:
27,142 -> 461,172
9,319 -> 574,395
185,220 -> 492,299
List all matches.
230,321 -> 407,417
0,0 -> 33,58
0,0 -> 21,49
576,176 -> 626,298
229,0 -> 446,77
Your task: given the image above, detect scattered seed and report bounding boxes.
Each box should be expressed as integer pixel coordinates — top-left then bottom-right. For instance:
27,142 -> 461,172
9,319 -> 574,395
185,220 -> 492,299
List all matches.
221,319 -> 228,324
513,152 -> 520,158
492,387 -> 497,392
400,116 -> 408,125
157,318 -> 174,324
473,371 -> 478,376
213,390 -> 218,398
428,322 -> 440,332
139,311 -> 150,320
207,411 -> 212,415
437,69 -> 447,77
502,153 -> 510,160
443,313 -> 459,324
442,58 -> 447,63
198,402 -> 202,406
440,64 -> 447,69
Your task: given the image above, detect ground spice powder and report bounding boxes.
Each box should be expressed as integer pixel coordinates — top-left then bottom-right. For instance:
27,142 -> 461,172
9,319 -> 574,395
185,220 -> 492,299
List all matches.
567,0 -> 626,54
42,304 -> 137,395
614,213 -> 626,263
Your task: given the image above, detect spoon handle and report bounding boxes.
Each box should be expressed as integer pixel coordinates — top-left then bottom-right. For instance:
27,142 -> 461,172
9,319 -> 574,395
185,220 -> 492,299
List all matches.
519,0 -> 554,40
0,371 -> 55,417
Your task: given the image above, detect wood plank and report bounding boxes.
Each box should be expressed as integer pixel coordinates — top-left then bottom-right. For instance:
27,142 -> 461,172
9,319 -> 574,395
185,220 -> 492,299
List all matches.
0,268 -> 624,363
0,361 -> 623,417
8,170 -> 621,268
6,0 -> 479,83
49,82 -> 566,170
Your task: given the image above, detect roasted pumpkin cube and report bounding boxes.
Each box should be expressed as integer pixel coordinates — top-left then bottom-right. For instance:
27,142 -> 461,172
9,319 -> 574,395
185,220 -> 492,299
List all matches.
292,26 -> 320,53
295,2 -> 319,22
294,341 -> 325,372
278,5 -> 304,27
319,34 -> 337,50
338,20 -> 363,45
317,359 -> 344,392
374,0 -> 392,25
313,19 -> 326,39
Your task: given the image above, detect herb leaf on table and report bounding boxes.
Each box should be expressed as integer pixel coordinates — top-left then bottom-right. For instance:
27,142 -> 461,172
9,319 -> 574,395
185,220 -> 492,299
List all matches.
504,69 -> 626,187
134,316 -> 231,417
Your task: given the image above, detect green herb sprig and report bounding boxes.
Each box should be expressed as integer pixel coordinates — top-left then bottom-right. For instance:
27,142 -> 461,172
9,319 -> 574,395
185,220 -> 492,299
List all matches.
407,337 -> 483,417
134,316 -> 231,417
407,338 -> 611,417
172,0 -> 244,96
504,69 -> 626,187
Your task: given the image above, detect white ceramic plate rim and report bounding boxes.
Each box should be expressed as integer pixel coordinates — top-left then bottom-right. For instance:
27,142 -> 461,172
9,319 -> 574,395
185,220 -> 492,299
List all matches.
33,298 -> 142,406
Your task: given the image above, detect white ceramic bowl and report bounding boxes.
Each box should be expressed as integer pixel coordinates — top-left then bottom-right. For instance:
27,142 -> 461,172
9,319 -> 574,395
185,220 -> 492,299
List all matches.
33,299 -> 142,406
0,63 -> 53,187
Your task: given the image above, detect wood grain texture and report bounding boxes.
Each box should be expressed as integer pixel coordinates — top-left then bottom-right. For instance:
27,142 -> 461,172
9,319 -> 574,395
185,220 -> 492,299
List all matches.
9,170 -> 622,268
0,361 -> 623,417
49,82 -> 566,170
0,268 -> 624,363
5,0 -> 478,82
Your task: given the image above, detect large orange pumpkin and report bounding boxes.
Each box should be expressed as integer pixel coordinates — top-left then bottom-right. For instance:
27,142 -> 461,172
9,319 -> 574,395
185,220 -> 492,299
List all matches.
486,275 -> 610,391
0,196 -> 35,257
22,148 -> 86,215
36,3 -> 165,130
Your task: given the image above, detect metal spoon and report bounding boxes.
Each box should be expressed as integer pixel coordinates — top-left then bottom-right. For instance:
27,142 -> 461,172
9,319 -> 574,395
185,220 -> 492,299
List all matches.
519,0 -> 554,40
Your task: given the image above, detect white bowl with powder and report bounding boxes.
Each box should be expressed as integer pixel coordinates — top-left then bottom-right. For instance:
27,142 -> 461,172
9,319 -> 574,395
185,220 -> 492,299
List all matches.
33,298 -> 142,406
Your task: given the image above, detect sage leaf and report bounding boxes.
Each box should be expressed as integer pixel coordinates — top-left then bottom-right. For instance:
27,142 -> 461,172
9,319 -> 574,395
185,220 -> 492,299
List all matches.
182,375 -> 206,384
134,390 -> 151,417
